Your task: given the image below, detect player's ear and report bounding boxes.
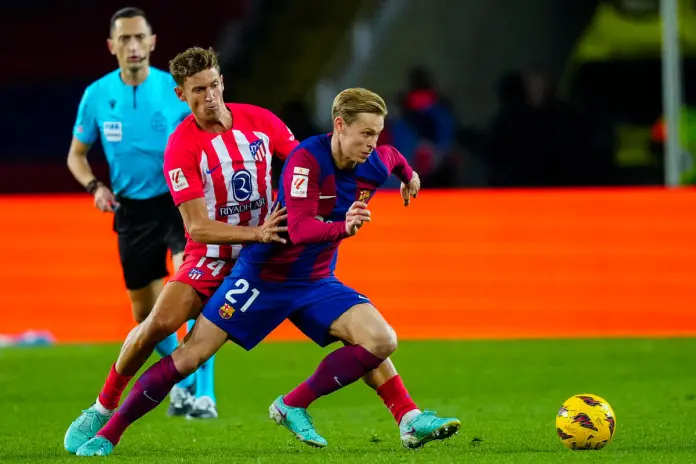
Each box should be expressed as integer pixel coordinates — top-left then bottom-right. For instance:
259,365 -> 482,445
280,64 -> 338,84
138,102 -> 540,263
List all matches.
220,74 -> 225,91
334,117 -> 344,134
150,34 -> 157,52
107,38 -> 115,56
175,86 -> 185,101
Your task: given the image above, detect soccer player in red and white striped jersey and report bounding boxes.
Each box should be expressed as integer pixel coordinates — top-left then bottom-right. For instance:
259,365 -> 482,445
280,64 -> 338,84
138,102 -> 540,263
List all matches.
64,46 -> 295,455
165,101 -> 296,261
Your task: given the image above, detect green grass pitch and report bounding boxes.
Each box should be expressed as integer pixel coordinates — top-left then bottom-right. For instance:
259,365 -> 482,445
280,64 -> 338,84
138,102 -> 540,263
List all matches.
0,338 -> 694,463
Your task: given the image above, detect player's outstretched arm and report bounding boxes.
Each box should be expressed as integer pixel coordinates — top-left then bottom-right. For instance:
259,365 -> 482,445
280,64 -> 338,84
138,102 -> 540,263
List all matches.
376,145 -> 420,207
178,198 -> 287,245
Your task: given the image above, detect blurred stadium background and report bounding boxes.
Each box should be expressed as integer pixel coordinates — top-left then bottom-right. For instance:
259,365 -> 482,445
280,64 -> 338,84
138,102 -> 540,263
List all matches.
2,0 -> 696,461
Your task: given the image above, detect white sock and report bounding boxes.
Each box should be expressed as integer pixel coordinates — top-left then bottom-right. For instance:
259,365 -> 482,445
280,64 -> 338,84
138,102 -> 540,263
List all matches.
94,397 -> 114,416
399,409 -> 422,428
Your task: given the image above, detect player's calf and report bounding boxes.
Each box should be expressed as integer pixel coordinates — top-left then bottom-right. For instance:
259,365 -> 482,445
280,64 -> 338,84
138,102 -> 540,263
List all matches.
115,282 -> 199,376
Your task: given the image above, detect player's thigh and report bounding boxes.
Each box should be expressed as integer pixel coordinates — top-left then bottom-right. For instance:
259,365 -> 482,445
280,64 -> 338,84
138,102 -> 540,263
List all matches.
290,278 -> 395,350
201,275 -> 295,351
328,302 -> 395,344
143,280 -> 202,339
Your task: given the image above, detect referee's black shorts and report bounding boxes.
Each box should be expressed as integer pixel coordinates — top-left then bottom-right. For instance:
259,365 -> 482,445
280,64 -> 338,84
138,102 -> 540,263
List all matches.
113,193 -> 187,290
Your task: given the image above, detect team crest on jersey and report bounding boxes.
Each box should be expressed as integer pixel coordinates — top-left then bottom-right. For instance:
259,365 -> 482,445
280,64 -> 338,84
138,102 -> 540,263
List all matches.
249,139 -> 267,161
188,268 -> 204,280
358,189 -> 372,203
151,111 -> 167,132
219,303 -> 235,319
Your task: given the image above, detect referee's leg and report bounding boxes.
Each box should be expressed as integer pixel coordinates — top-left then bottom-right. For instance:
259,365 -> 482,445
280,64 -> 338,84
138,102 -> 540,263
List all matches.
117,230 -> 169,324
117,220 -> 184,364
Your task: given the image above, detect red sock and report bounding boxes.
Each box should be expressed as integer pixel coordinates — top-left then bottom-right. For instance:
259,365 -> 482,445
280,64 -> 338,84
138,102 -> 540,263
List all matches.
97,364 -> 133,411
377,375 -> 419,425
99,356 -> 183,445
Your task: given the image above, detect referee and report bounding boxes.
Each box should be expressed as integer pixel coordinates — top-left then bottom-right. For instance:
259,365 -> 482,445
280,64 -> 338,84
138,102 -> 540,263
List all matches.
66,7 -> 210,418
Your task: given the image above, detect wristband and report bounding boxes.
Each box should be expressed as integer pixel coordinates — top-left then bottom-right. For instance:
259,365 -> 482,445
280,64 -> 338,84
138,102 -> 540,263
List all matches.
85,179 -> 104,195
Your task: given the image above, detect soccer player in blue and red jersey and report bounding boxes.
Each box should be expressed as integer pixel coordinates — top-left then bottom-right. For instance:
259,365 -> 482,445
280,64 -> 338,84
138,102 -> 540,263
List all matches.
75,88 -> 460,456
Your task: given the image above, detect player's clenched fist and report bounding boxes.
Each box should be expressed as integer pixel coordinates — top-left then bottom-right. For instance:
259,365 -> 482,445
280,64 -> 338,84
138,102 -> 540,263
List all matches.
257,204 -> 288,244
345,201 -> 371,236
400,171 -> 420,207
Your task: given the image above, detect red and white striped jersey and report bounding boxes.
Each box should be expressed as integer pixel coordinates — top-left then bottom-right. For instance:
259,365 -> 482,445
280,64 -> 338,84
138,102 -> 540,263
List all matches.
164,103 -> 298,259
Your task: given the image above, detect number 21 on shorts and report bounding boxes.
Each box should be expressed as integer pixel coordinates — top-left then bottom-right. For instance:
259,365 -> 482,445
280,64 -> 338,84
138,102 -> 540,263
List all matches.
224,278 -> 260,312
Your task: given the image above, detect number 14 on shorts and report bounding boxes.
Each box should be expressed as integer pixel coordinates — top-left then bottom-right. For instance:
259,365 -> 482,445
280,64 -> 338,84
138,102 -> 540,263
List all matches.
224,278 -> 260,313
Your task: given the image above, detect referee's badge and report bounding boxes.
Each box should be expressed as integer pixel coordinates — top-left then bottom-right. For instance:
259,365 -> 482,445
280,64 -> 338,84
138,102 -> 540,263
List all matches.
103,121 -> 122,142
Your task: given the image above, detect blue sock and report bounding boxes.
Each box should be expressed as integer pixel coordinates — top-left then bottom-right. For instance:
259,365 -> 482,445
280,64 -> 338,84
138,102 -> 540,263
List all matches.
154,332 -> 178,358
155,331 -> 195,390
188,319 -> 217,403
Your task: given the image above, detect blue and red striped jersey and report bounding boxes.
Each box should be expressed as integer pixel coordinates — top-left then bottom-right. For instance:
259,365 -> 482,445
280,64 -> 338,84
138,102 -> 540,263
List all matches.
231,133 -> 413,282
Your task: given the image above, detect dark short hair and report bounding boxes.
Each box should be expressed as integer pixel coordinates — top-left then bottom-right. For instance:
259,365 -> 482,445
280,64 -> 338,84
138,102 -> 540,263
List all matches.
169,47 -> 220,87
110,7 -> 151,33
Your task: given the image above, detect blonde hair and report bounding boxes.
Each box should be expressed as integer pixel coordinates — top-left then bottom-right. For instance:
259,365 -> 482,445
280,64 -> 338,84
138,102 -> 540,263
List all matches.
331,88 -> 388,125
169,47 -> 220,87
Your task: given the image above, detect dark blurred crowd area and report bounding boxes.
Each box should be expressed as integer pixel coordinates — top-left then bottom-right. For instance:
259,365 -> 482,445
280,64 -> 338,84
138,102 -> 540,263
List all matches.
1,0 -> 688,194
278,66 -> 620,190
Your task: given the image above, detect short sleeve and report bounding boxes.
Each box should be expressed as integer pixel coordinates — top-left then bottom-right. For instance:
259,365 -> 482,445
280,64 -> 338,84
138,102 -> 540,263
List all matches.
163,127 -> 205,206
73,86 -> 99,145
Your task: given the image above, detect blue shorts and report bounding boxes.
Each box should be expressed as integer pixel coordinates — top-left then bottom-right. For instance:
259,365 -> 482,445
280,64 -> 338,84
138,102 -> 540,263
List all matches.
201,275 -> 370,350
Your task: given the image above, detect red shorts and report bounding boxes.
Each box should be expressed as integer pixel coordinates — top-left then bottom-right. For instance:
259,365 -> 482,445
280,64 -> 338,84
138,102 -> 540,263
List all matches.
169,254 -> 236,304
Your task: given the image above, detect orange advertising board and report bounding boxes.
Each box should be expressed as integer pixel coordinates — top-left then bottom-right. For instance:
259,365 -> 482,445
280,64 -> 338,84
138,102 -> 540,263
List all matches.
1,188 -> 695,343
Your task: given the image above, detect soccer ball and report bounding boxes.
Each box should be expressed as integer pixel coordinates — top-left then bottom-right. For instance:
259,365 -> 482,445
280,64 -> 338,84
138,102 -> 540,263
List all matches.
556,393 -> 616,450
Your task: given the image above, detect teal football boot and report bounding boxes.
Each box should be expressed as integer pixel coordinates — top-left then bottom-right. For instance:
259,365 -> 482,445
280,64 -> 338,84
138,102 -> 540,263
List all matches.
400,410 -> 460,448
268,396 -> 327,448
64,405 -> 111,454
75,436 -> 115,457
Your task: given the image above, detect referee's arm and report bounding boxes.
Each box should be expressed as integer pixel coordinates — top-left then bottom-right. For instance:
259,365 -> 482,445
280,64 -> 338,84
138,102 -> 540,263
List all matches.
67,137 -> 96,188
68,86 -> 102,189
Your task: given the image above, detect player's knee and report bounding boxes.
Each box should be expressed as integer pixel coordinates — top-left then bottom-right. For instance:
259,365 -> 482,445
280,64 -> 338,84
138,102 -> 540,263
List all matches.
174,343 -> 208,376
365,324 -> 398,359
173,350 -> 200,376
142,312 -> 181,344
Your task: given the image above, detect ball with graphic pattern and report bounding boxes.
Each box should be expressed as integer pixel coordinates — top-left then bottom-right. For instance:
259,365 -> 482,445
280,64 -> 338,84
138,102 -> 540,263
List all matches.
556,393 -> 616,450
